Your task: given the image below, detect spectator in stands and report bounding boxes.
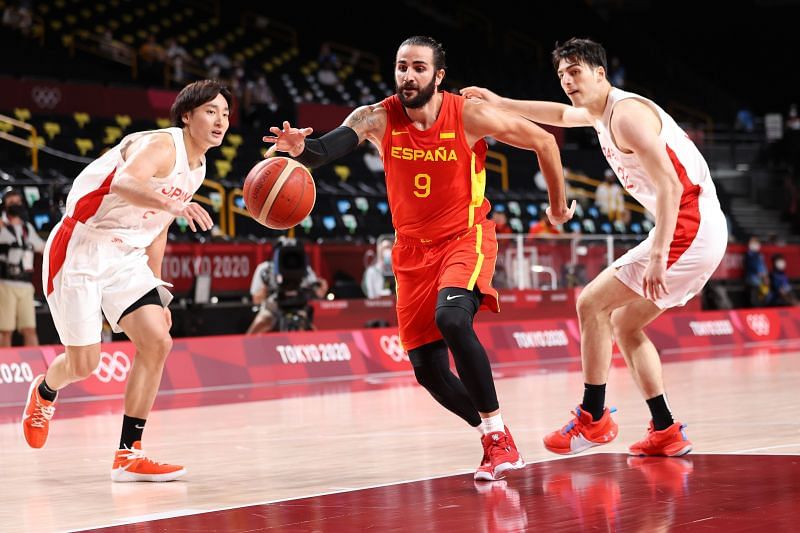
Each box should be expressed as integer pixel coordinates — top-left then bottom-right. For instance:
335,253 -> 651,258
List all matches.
139,35 -> 166,84
766,253 -> 797,306
492,210 -> 513,235
244,75 -> 280,128
165,37 -> 192,86
362,242 -> 392,299
462,36 -> 730,458
595,168 -> 626,221
786,103 -> 800,131
744,235 -> 769,307
264,35 -> 573,481
735,107 -> 755,133
317,43 -> 340,87
609,56 -> 626,88
2,0 -> 32,36
204,44 -> 232,79
246,242 -> 328,334
0,188 -> 45,347
528,210 -> 562,236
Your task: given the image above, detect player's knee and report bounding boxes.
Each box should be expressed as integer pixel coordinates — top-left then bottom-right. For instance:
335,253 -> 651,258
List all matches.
576,290 -> 603,321
435,306 -> 471,338
408,342 -> 448,390
66,349 -> 101,380
135,334 -> 173,362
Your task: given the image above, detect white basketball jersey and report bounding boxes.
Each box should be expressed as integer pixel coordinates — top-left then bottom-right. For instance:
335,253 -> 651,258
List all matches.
595,88 -> 721,216
64,127 -> 206,248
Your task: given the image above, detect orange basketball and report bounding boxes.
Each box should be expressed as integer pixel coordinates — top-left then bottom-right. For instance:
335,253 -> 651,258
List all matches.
242,157 -> 316,230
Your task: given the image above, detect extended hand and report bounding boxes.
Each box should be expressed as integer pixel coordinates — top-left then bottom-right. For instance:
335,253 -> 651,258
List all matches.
262,121 -> 314,157
168,201 -> 213,232
546,200 -> 577,225
459,86 -> 502,105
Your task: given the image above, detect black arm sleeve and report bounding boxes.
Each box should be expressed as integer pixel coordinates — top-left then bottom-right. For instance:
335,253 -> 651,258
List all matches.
293,126 -> 360,169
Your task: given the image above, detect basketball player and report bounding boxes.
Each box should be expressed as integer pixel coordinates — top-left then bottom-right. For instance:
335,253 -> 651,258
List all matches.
22,79 -> 229,481
264,36 -> 574,480
462,37 -> 727,456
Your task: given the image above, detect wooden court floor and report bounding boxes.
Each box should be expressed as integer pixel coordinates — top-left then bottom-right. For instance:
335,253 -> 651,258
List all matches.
1,345 -> 798,532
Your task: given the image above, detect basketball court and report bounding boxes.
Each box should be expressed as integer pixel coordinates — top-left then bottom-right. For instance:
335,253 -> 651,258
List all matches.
1,338 -> 798,532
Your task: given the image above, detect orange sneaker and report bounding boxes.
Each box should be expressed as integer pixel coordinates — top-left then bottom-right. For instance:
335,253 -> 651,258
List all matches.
629,421 -> 692,457
111,441 -> 186,482
475,425 -> 521,481
543,406 -> 618,455
22,375 -> 56,449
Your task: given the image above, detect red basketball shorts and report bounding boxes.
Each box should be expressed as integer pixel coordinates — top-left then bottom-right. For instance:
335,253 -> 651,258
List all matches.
392,221 -> 499,351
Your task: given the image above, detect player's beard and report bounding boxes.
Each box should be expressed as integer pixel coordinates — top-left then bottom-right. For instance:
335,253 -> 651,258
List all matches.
397,77 -> 436,109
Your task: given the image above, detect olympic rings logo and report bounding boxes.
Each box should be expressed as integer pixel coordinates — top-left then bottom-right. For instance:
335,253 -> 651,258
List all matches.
745,314 -> 770,337
31,86 -> 62,109
93,351 -> 132,383
379,334 -> 408,363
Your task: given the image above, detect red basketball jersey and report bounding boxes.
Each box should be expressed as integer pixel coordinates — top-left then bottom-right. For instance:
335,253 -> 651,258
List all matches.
379,92 -> 489,242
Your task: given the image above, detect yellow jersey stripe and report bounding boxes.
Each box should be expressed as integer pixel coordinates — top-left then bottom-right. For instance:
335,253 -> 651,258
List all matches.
467,151 -> 487,228
439,131 -> 456,139
467,223 -> 485,290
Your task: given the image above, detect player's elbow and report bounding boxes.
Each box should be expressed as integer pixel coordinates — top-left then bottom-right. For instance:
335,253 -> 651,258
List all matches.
532,132 -> 560,158
109,173 -> 134,197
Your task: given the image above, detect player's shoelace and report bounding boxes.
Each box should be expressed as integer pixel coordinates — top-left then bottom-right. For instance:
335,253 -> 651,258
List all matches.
30,401 -> 55,428
560,409 -> 584,436
118,446 -> 167,467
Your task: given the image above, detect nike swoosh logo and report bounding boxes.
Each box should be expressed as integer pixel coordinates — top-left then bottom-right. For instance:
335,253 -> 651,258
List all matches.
135,424 -> 145,429
391,129 -> 408,136
446,294 -> 466,301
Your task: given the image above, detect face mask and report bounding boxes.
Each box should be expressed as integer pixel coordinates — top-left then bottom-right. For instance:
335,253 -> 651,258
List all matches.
5,204 -> 27,220
749,243 -> 760,252
775,259 -> 786,271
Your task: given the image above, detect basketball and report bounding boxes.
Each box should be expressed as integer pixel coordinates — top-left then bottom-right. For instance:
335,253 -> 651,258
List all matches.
242,156 -> 316,230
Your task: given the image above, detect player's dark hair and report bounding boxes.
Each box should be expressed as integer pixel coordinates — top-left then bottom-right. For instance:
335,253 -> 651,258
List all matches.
170,79 -> 232,128
399,35 -> 447,72
552,37 -> 608,75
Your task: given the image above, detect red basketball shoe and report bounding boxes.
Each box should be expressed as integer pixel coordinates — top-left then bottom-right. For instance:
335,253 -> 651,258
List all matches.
543,406 -> 618,455
628,422 -> 693,457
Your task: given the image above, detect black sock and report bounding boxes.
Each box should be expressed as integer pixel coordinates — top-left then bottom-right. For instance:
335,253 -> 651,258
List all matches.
38,378 -> 58,402
120,415 -> 147,450
646,394 -> 674,431
581,383 -> 606,421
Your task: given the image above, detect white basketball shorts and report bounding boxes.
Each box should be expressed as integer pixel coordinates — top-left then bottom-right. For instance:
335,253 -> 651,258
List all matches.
42,218 -> 173,346
613,195 -> 728,309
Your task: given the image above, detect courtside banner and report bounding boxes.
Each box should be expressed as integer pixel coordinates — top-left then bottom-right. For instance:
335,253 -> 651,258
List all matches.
2,307 -> 800,405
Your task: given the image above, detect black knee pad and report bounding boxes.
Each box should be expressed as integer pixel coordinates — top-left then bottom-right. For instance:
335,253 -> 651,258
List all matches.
435,287 -> 479,337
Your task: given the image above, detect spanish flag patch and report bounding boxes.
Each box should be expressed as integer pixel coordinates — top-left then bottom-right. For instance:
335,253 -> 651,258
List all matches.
439,131 -> 455,140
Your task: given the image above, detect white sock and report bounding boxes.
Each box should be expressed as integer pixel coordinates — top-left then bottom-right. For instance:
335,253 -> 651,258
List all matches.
482,414 -> 504,434
475,422 -> 485,434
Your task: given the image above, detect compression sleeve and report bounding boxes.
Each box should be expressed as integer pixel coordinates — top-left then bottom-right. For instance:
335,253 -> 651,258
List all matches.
294,126 -> 360,168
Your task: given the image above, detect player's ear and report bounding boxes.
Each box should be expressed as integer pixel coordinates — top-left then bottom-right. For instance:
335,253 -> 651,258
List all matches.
596,66 -> 606,82
436,68 -> 445,88
182,111 -> 190,127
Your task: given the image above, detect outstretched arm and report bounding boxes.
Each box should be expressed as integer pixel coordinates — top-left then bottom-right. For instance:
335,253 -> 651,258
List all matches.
460,86 -> 592,128
262,104 -> 387,168
463,98 -> 575,223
